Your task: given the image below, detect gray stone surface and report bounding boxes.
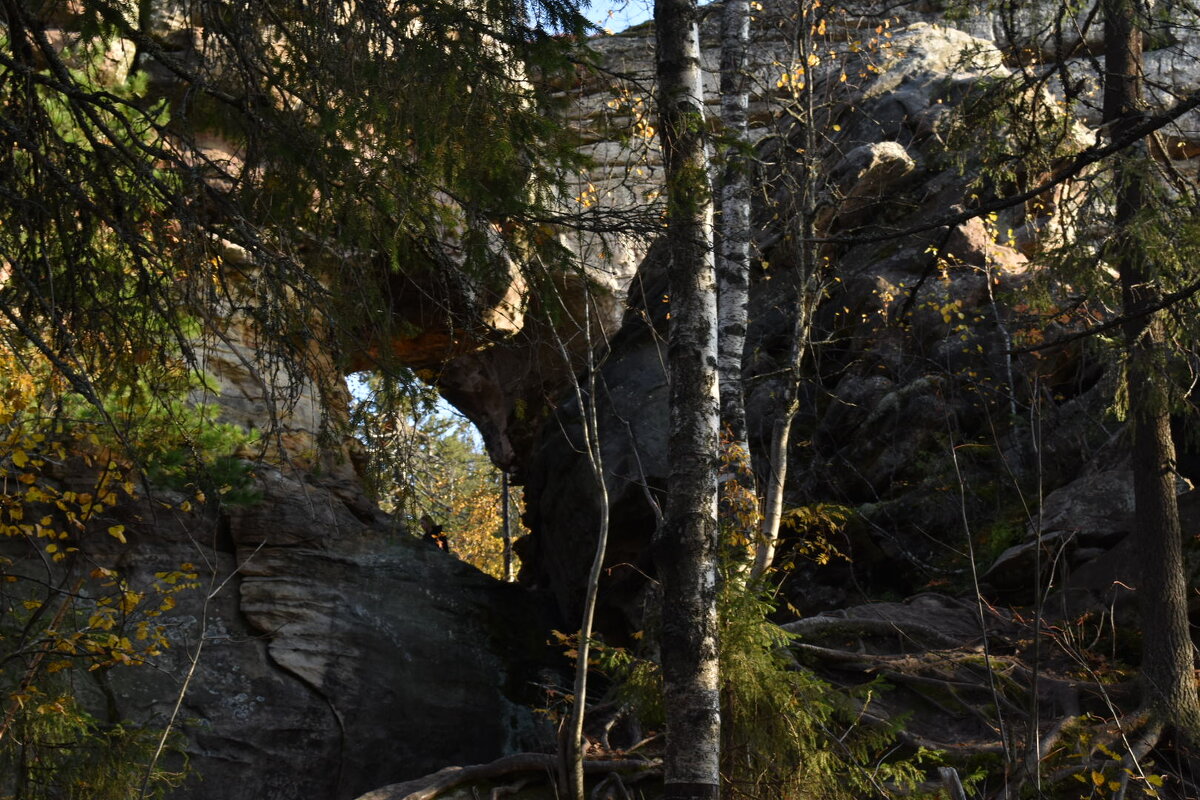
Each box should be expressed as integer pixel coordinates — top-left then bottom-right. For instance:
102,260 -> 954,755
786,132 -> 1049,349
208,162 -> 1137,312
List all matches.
91,468 -> 553,800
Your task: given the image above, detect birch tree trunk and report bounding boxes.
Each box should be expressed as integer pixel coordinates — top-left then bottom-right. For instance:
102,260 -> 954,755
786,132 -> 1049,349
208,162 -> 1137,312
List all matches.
717,0 -> 751,455
1103,0 -> 1200,739
654,0 -> 722,797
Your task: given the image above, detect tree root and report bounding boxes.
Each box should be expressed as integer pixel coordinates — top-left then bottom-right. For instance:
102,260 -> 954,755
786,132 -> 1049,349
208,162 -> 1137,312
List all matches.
877,669 -> 1025,719
354,754 -> 661,800
857,710 -> 1005,756
489,777 -> 532,800
787,609 -> 1176,798
590,772 -> 638,800
782,616 -> 967,650
1038,711 -> 1162,787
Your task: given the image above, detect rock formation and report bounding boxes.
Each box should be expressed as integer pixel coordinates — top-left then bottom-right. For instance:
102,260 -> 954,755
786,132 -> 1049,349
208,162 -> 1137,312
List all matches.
7,0 -> 1200,797
89,469 -> 554,800
520,2 -> 1200,630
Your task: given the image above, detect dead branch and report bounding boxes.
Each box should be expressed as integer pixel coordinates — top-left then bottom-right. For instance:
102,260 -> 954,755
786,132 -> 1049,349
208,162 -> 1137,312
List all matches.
624,733 -> 661,755
354,754 -> 660,800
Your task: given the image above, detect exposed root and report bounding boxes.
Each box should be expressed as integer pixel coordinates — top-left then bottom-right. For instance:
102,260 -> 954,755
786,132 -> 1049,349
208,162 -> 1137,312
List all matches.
1040,712 -> 1162,786
782,616 -> 967,650
354,754 -> 661,800
858,710 -> 1005,756
783,597 -> 1184,797
489,778 -> 532,800
589,772 -> 632,800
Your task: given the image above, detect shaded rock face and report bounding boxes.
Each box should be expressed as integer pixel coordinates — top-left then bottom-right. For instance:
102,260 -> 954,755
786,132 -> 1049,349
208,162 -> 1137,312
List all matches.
521,243 -> 672,629
522,22 -> 1023,625
984,463 -> 1200,615
520,1 -> 1200,628
92,468 -> 552,800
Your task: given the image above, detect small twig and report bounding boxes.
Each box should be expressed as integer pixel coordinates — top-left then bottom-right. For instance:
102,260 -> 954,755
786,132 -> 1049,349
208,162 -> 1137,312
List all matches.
139,539 -> 266,799
623,733 -> 661,755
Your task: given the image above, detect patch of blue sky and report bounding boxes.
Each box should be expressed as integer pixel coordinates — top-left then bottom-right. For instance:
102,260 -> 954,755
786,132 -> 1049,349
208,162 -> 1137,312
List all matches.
583,0 -> 652,33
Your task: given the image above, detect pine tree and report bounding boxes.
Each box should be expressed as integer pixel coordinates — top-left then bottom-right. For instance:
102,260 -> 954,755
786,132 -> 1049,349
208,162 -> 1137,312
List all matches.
1101,0 -> 1200,742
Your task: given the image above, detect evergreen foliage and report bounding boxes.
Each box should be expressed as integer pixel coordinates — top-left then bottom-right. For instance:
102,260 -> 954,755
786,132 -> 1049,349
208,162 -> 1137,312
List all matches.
588,564 -> 944,800
0,0 -> 596,430
0,693 -> 185,800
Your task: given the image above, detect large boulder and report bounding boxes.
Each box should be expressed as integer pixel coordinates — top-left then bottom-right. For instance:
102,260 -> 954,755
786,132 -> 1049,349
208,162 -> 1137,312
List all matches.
91,467 -> 554,800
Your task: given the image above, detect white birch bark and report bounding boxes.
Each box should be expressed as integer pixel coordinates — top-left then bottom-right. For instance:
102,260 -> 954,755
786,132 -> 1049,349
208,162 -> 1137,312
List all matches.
717,0 -> 751,454
654,0 -> 722,796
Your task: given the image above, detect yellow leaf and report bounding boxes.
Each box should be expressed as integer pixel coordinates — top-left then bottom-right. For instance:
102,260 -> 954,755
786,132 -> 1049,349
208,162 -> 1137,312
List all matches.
108,525 -> 127,544
12,450 -> 28,467
120,591 -> 142,614
1092,771 -> 1106,787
